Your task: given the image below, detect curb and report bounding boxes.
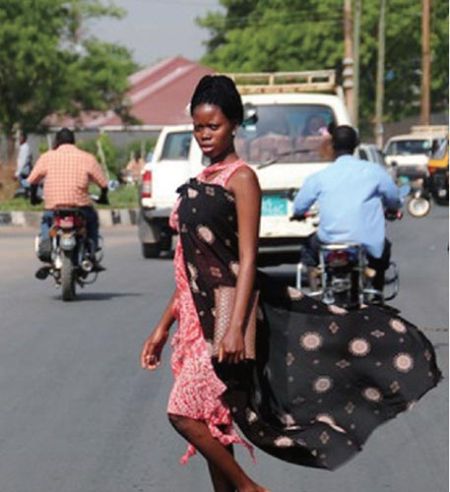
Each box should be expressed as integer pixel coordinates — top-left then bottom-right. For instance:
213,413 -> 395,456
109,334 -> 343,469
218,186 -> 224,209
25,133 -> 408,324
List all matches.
0,209 -> 139,227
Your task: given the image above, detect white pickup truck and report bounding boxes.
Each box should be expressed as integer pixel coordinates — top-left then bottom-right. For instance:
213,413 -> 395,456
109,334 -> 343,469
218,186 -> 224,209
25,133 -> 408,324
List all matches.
138,70 -> 351,264
383,125 -> 448,180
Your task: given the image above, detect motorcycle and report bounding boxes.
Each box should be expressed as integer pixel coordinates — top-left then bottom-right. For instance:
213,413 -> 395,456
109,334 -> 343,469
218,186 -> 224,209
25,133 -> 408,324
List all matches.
294,236 -> 399,309
35,208 -> 104,301
399,177 -> 432,218
292,186 -> 409,309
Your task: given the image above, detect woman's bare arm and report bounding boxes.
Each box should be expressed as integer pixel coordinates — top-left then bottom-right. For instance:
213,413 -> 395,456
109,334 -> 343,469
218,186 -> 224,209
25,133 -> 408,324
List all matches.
141,289 -> 178,370
219,166 -> 261,363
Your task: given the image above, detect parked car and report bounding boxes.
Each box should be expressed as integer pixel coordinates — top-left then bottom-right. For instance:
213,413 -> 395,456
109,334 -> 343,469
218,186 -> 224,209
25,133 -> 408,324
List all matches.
138,70 -> 352,265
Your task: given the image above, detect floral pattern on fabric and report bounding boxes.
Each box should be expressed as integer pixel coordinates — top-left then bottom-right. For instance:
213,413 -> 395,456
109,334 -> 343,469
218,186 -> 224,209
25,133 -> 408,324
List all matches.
166,159 -> 441,471
167,161 -> 254,464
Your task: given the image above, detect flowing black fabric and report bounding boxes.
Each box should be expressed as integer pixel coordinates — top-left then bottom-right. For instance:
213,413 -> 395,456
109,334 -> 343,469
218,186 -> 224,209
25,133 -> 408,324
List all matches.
176,177 -> 441,470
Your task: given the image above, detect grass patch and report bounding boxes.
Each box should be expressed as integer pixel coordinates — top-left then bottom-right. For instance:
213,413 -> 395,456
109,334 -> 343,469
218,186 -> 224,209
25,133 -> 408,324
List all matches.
0,184 -> 139,211
99,184 -> 139,209
0,197 -> 43,212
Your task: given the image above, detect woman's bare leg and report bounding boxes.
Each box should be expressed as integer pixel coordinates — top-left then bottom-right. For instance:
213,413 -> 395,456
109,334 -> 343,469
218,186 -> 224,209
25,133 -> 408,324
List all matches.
208,447 -> 235,492
168,414 -> 269,492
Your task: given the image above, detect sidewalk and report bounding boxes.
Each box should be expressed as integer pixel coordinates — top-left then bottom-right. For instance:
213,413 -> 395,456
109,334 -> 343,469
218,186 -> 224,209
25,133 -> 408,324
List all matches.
0,209 -> 139,227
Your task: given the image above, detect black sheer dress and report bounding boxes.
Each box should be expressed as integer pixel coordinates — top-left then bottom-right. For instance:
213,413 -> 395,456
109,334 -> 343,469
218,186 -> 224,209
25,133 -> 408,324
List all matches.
173,161 -> 441,470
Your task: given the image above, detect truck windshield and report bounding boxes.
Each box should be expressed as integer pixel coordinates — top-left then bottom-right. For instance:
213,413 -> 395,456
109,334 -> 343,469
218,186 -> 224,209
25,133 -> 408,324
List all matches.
431,138 -> 448,159
160,131 -> 192,160
385,139 -> 434,156
235,104 -> 335,164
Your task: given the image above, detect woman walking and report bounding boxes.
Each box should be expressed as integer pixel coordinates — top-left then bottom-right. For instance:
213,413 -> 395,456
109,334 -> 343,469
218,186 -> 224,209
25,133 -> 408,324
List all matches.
141,75 -> 440,491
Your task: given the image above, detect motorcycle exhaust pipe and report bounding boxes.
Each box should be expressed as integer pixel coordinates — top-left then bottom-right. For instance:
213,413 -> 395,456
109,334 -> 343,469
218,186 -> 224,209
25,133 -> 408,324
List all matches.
81,259 -> 94,272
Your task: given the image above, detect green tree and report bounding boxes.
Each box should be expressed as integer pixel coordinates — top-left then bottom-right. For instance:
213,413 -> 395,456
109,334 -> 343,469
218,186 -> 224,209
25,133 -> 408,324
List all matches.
198,0 -> 448,130
0,0 -> 137,159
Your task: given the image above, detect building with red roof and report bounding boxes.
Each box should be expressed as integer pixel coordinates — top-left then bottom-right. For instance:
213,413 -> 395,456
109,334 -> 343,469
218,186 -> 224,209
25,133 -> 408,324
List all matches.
49,56 -> 214,130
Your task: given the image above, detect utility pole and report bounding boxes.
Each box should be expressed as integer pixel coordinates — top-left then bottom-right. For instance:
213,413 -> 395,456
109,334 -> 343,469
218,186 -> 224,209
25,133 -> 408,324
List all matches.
343,0 -> 354,124
421,0 -> 431,125
374,0 -> 386,148
353,0 -> 362,128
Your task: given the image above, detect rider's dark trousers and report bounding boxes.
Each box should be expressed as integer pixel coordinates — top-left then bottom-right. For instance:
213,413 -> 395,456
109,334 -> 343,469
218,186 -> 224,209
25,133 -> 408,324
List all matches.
366,239 -> 391,291
40,206 -> 100,250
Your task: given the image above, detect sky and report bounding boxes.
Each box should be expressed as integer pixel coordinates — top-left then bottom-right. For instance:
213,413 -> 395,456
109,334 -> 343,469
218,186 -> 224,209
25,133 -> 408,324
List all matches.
90,0 -> 222,68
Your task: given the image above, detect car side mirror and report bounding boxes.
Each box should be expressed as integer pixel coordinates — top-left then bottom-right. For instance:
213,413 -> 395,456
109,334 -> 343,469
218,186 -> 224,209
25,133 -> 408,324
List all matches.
242,103 -> 258,128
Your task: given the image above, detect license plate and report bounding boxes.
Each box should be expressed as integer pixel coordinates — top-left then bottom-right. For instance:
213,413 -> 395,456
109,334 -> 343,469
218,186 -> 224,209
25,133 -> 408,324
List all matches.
262,195 -> 288,216
61,236 -> 76,250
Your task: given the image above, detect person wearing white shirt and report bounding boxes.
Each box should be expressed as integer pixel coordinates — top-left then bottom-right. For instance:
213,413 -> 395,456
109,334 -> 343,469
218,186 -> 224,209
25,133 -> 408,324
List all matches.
15,133 -> 32,178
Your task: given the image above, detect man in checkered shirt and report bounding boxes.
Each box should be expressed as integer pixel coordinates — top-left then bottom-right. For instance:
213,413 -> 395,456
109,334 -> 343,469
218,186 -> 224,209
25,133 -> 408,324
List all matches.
28,128 -> 109,278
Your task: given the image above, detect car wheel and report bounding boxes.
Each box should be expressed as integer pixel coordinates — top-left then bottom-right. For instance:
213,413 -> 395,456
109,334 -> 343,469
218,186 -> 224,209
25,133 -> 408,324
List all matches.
142,242 -> 161,259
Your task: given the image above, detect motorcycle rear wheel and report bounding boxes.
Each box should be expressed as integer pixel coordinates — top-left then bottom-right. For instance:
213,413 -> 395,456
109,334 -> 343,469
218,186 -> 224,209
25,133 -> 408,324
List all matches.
61,252 -> 76,301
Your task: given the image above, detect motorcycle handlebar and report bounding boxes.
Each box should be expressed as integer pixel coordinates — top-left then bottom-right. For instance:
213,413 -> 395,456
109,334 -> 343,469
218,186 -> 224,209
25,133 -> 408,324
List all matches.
291,210 -> 402,223
290,214 -> 306,222
385,209 -> 403,221
95,197 -> 110,205
289,211 -> 316,222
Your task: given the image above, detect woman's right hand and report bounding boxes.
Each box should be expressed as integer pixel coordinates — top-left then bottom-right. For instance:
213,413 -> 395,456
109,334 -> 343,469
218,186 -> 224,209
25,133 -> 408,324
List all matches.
140,326 -> 169,371
218,328 -> 246,364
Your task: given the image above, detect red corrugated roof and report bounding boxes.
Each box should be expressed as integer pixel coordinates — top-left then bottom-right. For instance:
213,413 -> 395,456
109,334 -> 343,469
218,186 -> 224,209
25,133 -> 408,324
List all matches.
48,56 -> 214,129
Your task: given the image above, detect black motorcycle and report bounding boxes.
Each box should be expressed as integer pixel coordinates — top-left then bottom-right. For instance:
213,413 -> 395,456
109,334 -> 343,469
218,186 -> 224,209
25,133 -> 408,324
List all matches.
295,240 -> 399,309
291,186 -> 408,309
36,208 -> 104,301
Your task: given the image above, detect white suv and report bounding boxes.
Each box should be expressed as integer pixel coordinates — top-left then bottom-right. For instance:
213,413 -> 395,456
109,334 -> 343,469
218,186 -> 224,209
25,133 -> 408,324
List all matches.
138,71 -> 351,264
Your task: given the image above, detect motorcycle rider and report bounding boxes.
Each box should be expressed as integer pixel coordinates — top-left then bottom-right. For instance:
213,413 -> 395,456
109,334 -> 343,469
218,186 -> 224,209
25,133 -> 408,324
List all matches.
27,127 -> 109,279
293,124 -> 401,292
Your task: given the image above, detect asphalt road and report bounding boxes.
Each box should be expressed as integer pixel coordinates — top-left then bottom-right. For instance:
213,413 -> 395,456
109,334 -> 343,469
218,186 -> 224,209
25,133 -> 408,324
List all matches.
0,206 -> 447,492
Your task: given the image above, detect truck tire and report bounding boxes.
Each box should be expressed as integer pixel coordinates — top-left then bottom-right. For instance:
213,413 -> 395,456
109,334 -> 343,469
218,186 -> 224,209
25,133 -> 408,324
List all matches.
142,242 -> 161,259
61,253 -> 76,301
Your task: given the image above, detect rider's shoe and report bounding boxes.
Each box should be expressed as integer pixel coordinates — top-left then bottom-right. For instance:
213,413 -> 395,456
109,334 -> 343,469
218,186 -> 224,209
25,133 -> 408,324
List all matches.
35,266 -> 51,280
91,263 -> 106,273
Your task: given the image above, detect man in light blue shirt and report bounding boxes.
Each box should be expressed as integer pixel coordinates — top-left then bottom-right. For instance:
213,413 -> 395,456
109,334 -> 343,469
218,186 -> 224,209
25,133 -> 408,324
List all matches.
293,125 -> 401,290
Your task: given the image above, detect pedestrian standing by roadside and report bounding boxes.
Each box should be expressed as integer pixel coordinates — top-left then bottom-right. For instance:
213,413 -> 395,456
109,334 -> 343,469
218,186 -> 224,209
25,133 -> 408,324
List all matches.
14,133 -> 32,195
123,150 -> 145,184
15,133 -> 32,179
141,75 -> 440,491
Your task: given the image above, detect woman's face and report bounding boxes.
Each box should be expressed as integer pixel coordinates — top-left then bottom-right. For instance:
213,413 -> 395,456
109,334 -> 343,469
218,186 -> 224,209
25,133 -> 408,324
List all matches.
192,103 -> 236,160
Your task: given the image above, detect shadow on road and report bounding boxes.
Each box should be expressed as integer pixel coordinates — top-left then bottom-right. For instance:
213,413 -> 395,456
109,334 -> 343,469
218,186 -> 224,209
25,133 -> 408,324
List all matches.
51,292 -> 144,302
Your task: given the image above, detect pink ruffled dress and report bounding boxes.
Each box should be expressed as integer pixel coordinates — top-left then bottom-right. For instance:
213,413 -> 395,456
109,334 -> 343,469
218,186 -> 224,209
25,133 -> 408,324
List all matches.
167,160 -> 253,464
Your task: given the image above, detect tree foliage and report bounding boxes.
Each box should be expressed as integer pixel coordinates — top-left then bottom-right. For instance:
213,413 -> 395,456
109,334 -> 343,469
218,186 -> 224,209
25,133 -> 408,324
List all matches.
198,0 -> 449,128
0,0 -> 137,141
